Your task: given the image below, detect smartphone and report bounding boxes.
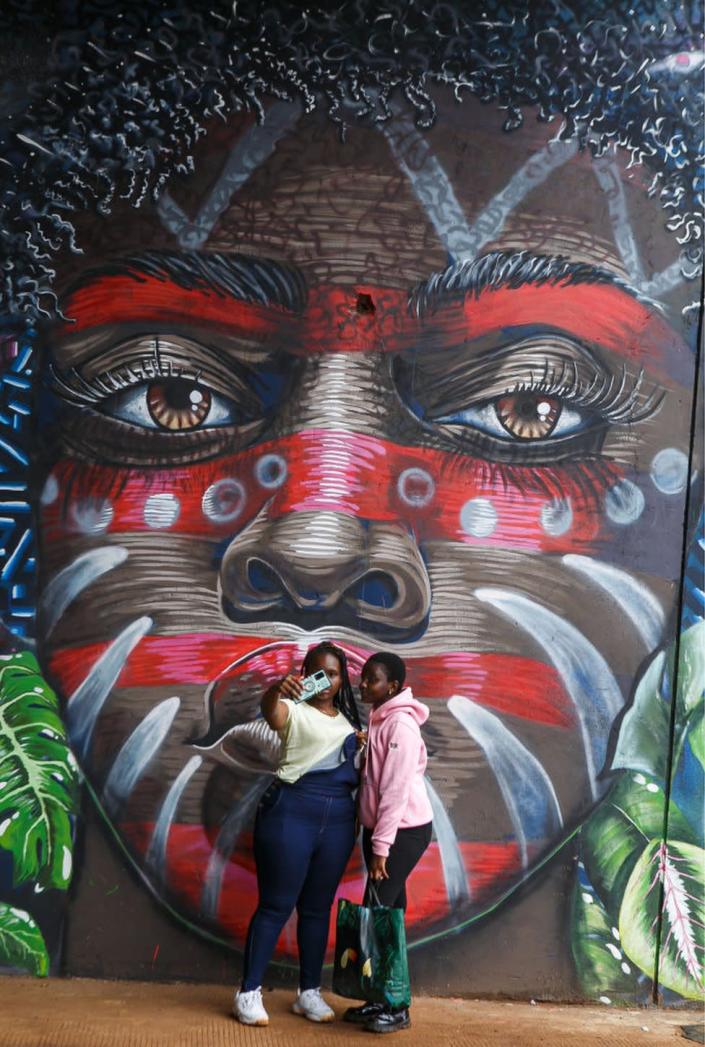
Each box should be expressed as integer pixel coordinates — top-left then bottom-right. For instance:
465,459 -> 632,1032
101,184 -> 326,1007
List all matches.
294,669 -> 331,703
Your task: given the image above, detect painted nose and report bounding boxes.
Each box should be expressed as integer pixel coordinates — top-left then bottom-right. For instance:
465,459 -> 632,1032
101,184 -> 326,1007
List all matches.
219,508 -> 431,636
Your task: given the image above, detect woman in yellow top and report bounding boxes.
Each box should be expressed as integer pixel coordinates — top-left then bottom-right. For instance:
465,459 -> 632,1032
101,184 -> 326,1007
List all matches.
234,641 -> 362,1027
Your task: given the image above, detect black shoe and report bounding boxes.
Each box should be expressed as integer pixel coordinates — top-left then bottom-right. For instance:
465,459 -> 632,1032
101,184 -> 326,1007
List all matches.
365,1006 -> 411,1033
343,1002 -> 385,1024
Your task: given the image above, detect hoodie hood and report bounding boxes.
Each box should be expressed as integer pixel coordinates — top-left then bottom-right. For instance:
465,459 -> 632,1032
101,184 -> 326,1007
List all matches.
369,686 -> 430,727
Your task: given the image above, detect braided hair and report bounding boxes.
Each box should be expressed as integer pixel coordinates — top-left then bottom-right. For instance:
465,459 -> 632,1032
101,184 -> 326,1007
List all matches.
302,641 -> 362,730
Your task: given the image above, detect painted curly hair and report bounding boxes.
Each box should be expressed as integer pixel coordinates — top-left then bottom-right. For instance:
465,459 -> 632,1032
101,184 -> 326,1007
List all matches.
0,0 -> 702,323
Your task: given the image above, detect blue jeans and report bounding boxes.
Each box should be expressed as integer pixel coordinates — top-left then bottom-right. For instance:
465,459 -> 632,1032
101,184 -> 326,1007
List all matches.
241,755 -> 357,991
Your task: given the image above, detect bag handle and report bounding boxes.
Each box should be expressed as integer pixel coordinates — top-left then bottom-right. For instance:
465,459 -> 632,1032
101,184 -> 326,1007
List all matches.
366,879 -> 383,907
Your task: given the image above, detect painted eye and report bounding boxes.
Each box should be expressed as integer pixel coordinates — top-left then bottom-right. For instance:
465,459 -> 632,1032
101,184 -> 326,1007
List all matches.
102,379 -> 238,431
496,392 -> 561,439
438,392 -> 593,441
147,381 -> 211,430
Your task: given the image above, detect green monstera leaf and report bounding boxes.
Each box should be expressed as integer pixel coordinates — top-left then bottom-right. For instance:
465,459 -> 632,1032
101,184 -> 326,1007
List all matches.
0,902 -> 49,976
677,621 -> 705,715
689,706 -> 705,772
570,878 -> 639,1000
0,651 -> 79,889
582,774 -> 695,917
575,619 -> 705,1003
612,650 -> 670,779
612,621 -> 705,779
620,839 -> 705,1000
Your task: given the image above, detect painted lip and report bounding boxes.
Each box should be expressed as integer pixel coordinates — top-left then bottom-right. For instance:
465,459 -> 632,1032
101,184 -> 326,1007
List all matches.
190,639 -> 368,772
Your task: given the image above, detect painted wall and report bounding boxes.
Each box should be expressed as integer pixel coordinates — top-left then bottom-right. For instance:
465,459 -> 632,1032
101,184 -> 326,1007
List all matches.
0,1 -> 702,1003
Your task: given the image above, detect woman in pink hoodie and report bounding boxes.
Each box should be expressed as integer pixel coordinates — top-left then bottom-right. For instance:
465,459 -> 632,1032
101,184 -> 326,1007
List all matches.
344,652 -> 433,1034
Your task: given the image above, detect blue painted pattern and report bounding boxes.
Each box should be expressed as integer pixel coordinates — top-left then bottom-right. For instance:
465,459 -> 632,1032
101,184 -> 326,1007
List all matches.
0,335 -> 36,638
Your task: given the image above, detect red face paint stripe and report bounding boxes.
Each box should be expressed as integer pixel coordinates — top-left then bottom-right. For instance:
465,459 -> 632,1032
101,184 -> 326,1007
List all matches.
48,635 -> 574,726
58,278 -> 685,373
42,430 -> 620,554
302,285 -> 410,351
120,822 -> 524,951
448,282 -> 678,366
60,275 -> 292,339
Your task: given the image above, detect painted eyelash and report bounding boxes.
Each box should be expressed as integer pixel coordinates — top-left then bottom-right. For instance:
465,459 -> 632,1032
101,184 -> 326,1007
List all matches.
50,356 -> 203,406
503,358 -> 664,425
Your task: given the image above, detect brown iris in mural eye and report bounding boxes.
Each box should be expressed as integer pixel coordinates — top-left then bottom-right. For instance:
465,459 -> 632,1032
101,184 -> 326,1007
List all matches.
496,392 -> 561,439
146,380 -> 212,431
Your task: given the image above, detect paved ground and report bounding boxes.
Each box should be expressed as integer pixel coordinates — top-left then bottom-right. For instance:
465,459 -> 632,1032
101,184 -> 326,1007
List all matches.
0,977 -> 701,1047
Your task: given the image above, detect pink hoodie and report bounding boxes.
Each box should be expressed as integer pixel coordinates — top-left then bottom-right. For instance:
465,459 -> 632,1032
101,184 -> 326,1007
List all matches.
358,687 -> 434,858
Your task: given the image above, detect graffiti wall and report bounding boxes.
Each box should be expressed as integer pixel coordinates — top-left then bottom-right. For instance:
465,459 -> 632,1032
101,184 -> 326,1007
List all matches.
0,0 -> 702,1002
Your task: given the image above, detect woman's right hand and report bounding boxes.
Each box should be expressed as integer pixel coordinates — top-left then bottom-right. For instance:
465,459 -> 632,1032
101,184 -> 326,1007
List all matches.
261,673 -> 303,729
275,673 -> 304,702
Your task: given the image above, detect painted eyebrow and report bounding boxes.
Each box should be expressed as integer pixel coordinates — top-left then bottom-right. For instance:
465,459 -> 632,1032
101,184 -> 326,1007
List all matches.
64,250 -> 308,313
409,250 -> 646,318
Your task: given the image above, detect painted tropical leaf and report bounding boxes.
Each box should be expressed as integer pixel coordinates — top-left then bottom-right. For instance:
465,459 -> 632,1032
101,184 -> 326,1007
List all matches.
582,774 -> 694,917
620,839 -> 705,1000
612,650 -> 669,778
688,706 -> 705,771
612,620 -> 705,779
677,621 -> 705,715
0,902 -> 49,976
0,651 -> 79,889
571,878 -> 638,999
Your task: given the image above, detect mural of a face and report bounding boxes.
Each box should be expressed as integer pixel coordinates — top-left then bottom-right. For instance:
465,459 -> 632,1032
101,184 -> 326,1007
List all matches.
37,92 -> 695,958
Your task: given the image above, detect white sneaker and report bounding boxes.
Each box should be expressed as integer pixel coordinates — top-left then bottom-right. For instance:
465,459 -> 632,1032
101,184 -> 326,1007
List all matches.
234,987 -> 269,1026
292,987 -> 335,1023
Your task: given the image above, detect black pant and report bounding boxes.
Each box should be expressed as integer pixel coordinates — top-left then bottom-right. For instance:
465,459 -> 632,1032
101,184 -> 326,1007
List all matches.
362,822 -> 433,910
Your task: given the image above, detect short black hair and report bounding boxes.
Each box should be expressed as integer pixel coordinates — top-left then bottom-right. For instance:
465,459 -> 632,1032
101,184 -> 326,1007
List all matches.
365,651 -> 406,690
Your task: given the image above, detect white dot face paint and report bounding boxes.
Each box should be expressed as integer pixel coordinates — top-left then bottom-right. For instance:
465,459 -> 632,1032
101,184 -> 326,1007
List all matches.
143,493 -> 181,529
398,467 -> 435,508
71,498 -> 114,535
460,497 -> 497,537
202,478 -> 246,523
40,474 -> 59,507
650,448 -> 688,495
255,454 -> 287,490
540,498 -> 573,537
605,479 -> 645,525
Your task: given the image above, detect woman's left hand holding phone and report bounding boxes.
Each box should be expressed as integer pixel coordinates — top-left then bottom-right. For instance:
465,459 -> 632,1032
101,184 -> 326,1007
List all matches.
261,673 -> 304,729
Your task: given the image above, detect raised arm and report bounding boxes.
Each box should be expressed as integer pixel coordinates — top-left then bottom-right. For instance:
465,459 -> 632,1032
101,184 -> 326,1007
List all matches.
261,673 -> 303,730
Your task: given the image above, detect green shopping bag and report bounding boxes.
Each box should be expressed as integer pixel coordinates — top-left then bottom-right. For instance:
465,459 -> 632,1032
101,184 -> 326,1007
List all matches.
332,885 -> 411,1008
